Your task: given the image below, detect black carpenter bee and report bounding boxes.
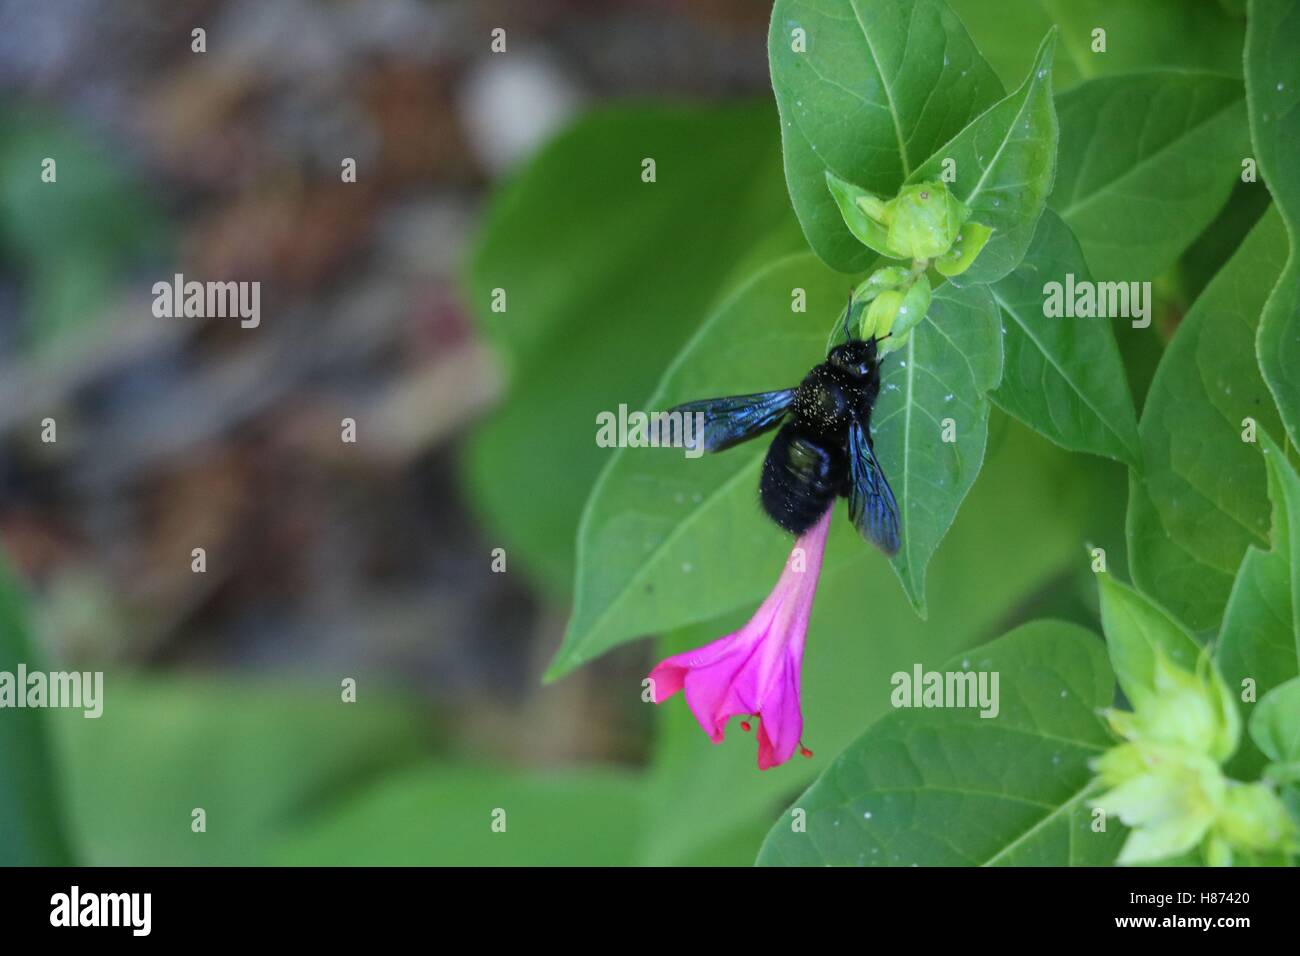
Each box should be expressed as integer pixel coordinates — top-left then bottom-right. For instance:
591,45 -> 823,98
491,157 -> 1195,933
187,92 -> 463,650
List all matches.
668,312 -> 900,555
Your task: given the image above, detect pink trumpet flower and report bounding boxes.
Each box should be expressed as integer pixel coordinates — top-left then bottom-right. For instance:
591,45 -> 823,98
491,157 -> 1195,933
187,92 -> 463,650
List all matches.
647,507 -> 833,770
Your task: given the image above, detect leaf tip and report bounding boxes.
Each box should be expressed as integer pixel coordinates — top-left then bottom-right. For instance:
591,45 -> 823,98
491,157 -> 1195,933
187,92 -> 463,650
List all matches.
541,651 -> 576,685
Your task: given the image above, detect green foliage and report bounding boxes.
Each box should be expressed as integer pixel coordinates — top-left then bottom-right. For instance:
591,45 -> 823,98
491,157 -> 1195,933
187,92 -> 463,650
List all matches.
1217,433 -> 1300,777
1127,210 -> 1288,631
989,209 -> 1140,465
757,622 -> 1122,866
874,284 -> 1002,611
52,679 -> 429,865
464,104 -> 803,594
1251,677 -> 1300,766
906,31 -> 1059,286
273,766 -> 644,866
948,0 -> 1245,91
0,556 -> 73,865
1051,73 -> 1249,282
0,110 -> 166,350
1097,575 -> 1204,711
767,0 -> 1003,271
1247,0 -> 1300,447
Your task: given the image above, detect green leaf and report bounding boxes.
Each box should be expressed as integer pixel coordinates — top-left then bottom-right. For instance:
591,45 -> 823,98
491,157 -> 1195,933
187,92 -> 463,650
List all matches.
52,679 -> 428,865
1248,0 -> 1300,448
768,0 -> 1003,271
876,282 -> 1003,613
1126,209 -> 1288,630
0,554 -> 74,865
1261,433 -> 1300,656
1218,430 -> 1300,778
1262,433 -> 1296,554
1251,677 -> 1300,764
1097,576 -> 1203,711
273,765 -> 643,866
907,31 -> 1060,286
640,417 -> 1129,865
1051,73 -> 1249,282
756,620 -> 1123,866
1218,548 -> 1296,777
463,104 -> 802,595
988,209 -> 1139,464
948,0 -> 1246,92
1219,549 -> 1296,691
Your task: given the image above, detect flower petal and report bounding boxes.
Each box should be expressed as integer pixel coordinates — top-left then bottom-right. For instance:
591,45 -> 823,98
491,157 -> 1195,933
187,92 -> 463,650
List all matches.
643,507 -> 833,769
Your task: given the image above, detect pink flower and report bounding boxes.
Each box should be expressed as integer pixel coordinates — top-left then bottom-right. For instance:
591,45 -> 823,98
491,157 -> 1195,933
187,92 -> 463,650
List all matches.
647,507 -> 833,770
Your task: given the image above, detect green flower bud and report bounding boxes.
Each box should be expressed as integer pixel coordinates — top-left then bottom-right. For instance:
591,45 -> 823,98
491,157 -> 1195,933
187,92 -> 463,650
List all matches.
826,172 -> 895,259
1093,750 -> 1225,865
1215,782 -> 1296,852
1104,650 -> 1239,762
826,174 -> 978,264
876,274 -> 931,356
1091,741 -> 1148,787
861,290 -> 904,340
1089,650 -> 1293,865
851,266 -> 912,304
852,270 -> 932,352
885,182 -> 966,260
1203,833 -> 1233,867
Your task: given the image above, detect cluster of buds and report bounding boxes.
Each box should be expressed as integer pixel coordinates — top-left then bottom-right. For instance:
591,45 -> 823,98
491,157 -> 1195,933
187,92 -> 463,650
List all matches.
1092,650 -> 1296,865
847,265 -> 930,355
827,174 -> 992,354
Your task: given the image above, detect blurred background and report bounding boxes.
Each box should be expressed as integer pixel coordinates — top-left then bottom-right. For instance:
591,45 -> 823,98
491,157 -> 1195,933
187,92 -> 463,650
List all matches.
0,0 -> 1253,866
0,0 -> 794,867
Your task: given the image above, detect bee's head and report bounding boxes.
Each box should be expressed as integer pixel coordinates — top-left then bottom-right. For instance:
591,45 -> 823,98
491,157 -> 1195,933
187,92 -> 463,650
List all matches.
827,337 -> 879,378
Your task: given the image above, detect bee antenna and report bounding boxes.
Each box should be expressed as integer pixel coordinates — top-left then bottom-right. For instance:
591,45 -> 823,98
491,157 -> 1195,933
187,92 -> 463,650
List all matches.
841,291 -> 857,342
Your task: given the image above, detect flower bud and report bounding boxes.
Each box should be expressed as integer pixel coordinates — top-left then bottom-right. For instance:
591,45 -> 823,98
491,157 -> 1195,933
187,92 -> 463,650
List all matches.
1093,749 -> 1224,865
1088,649 -> 1293,864
1215,782 -> 1296,852
876,274 -> 931,355
825,172 -> 894,259
825,173 -> 983,265
851,266 -> 911,303
884,183 -> 966,260
861,290 -> 904,340
1104,650 -> 1239,762
852,272 -> 931,353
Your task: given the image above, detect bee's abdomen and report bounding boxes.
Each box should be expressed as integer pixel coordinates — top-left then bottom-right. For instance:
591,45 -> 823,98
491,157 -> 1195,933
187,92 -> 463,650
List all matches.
760,424 -> 844,535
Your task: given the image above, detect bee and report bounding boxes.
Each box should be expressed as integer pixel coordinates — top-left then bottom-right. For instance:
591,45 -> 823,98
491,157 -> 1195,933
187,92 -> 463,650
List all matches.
668,309 -> 900,555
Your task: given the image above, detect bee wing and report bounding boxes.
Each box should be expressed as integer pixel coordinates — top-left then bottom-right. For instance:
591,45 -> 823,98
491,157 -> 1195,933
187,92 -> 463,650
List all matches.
668,389 -> 795,453
848,419 -> 900,556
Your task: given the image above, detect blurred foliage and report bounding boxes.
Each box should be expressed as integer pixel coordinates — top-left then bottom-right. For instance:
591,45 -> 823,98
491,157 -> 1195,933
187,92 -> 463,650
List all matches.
464,104 -> 804,595
51,679 -> 432,866
0,109 -> 166,350
0,553 -> 73,864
